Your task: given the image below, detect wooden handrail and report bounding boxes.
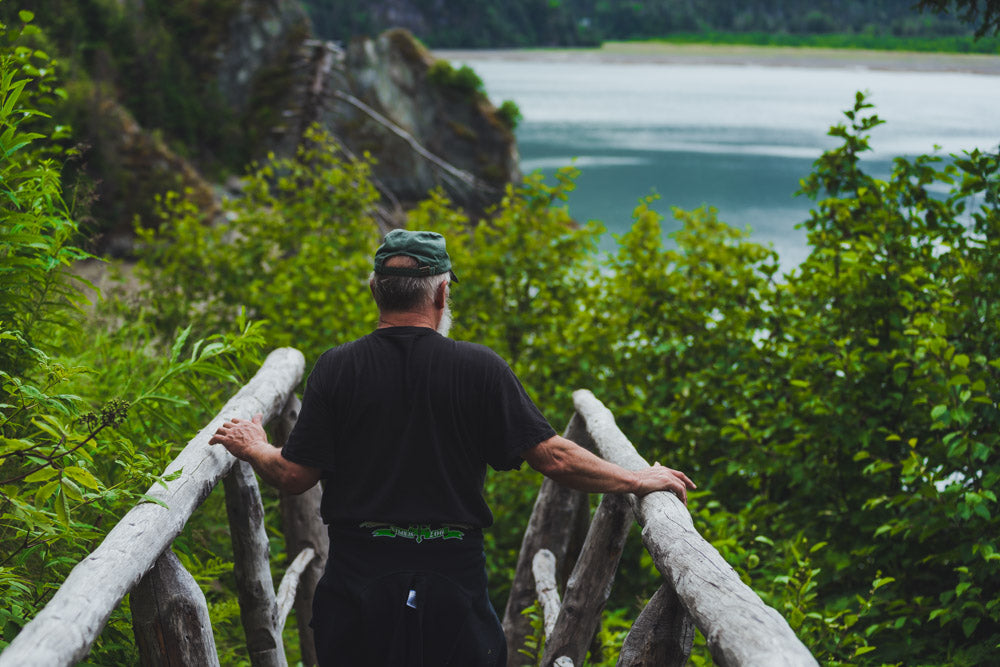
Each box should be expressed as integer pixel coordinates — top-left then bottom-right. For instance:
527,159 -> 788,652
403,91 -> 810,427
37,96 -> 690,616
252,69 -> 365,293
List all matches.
2,357 -> 816,666
571,389 -> 818,667
0,348 -> 305,667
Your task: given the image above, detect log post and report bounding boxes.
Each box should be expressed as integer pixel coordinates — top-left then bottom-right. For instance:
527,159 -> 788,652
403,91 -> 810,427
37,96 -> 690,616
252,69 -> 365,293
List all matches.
531,549 -> 562,641
0,348 -> 305,667
273,395 -> 328,667
617,583 -> 695,667
276,548 -> 317,633
503,414 -> 590,664
572,390 -> 817,666
224,460 -> 287,667
542,493 -> 632,667
130,549 -> 220,667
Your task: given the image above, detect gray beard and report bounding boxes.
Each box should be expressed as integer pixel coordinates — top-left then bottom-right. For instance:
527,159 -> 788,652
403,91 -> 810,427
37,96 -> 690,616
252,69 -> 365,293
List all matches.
437,301 -> 452,338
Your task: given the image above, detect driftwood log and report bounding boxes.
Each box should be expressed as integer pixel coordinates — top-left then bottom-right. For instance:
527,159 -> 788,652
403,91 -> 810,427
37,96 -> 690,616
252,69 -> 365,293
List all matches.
224,460 -> 287,667
541,492 -> 632,667
572,390 -> 817,667
273,394 -> 328,666
502,414 -> 590,663
130,549 -> 220,667
618,583 -> 695,667
0,348 -> 305,667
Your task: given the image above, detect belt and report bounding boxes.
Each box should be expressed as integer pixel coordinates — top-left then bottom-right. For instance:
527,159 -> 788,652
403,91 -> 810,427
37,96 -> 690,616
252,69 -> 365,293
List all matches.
357,521 -> 477,543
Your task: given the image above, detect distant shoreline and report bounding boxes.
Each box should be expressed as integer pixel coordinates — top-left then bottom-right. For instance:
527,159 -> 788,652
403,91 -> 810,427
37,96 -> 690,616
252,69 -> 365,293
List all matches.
437,42 -> 1000,76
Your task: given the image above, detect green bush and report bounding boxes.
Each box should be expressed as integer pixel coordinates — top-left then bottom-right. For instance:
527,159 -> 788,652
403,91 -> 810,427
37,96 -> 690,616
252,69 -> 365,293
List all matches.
426,59 -> 485,96
0,13 -> 265,660
496,99 -> 522,130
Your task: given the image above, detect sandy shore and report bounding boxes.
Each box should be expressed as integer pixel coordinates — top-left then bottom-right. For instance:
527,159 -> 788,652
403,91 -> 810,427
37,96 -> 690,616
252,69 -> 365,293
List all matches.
437,42 -> 1000,76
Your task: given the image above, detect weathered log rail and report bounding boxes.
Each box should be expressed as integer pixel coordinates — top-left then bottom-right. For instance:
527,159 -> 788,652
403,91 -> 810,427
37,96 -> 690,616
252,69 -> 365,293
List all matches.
1,348 -> 816,666
0,348 -> 317,667
502,390 -> 818,667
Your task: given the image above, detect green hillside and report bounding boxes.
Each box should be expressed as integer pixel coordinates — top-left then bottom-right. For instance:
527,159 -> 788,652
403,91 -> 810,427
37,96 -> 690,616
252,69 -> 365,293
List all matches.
304,0 -> 1000,48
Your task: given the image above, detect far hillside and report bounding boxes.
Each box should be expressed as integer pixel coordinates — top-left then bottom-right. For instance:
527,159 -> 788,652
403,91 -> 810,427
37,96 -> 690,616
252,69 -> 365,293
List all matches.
303,0 -> 1000,50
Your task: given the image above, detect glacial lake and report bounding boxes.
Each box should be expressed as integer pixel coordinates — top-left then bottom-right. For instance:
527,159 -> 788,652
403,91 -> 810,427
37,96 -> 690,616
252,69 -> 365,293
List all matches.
443,48 -> 1000,271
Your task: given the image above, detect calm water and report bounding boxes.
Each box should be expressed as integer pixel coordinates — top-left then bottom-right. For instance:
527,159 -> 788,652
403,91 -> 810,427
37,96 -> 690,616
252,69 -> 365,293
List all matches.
448,54 -> 1000,269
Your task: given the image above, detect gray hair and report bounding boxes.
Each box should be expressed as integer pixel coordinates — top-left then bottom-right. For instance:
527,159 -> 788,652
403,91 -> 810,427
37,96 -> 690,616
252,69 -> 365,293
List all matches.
369,256 -> 449,312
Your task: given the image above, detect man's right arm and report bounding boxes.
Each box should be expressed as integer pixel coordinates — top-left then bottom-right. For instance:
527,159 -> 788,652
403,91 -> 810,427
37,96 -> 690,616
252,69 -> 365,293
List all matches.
522,435 -> 696,504
209,415 -> 322,494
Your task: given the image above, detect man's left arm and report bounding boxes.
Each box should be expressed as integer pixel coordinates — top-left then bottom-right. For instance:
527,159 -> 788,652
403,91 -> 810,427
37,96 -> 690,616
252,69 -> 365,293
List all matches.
209,414 -> 322,494
523,434 -> 695,504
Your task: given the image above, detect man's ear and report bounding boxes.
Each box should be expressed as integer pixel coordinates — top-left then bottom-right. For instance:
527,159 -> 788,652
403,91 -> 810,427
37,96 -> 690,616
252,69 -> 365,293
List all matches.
433,279 -> 449,309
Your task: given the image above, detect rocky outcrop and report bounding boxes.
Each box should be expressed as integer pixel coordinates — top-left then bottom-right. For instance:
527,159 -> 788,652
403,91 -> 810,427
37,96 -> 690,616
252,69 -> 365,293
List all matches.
273,29 -> 519,217
80,95 -> 218,256
213,0 -> 312,116
70,1 -> 519,252
342,29 -> 519,210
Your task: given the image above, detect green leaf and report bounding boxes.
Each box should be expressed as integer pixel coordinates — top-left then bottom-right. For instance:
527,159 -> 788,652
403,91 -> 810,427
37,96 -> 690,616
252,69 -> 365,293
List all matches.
854,646 -> 877,657
170,326 -> 192,363
930,404 -> 948,421
60,478 -> 83,502
18,10 -> 34,23
55,490 -> 69,526
139,494 -> 169,509
64,466 -> 100,491
34,479 -> 59,505
24,467 -> 59,483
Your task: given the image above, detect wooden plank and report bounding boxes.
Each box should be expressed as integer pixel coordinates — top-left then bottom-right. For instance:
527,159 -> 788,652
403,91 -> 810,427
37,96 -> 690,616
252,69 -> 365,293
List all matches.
130,548 -> 220,667
503,414 -> 590,665
224,460 -> 287,667
272,394 -> 327,666
571,390 -> 818,667
617,582 -> 695,667
0,348 -> 305,667
531,549 -> 562,640
542,493 -> 631,667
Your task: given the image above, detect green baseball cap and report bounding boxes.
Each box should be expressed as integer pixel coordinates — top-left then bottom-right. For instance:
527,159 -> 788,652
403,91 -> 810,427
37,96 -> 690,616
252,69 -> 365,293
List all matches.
373,229 -> 458,281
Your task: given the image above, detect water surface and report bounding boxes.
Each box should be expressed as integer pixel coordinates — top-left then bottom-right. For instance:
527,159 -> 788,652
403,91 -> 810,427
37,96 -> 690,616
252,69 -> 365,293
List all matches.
448,52 -> 1000,269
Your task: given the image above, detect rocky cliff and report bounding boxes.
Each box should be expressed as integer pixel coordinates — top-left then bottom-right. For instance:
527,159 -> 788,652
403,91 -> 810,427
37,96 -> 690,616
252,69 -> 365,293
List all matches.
51,0 -> 519,252
289,29 -> 520,217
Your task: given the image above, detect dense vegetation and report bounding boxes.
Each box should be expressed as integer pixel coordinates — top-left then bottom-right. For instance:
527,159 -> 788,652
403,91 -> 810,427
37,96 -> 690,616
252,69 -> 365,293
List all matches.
304,0 -> 1000,48
3,4 -> 1000,667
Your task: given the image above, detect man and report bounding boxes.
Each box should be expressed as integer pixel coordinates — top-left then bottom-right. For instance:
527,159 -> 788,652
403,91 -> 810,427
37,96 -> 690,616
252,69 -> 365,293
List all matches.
210,229 -> 695,666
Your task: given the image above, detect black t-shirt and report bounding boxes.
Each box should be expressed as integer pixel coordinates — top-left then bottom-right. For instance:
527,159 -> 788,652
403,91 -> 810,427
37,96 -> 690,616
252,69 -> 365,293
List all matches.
281,326 -> 556,527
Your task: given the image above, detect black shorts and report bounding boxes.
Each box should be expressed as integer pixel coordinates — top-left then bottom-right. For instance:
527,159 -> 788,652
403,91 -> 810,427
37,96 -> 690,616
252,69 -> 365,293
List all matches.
311,524 -> 506,667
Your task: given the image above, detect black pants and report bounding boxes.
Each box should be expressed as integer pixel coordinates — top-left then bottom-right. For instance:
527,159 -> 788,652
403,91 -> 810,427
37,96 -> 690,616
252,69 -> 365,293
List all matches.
311,525 -> 507,666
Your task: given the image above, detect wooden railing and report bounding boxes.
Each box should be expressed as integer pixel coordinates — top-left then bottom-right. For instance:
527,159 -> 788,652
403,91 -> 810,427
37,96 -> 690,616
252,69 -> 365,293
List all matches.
0,350 -> 816,666
501,390 -> 818,667
0,348 -> 323,667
